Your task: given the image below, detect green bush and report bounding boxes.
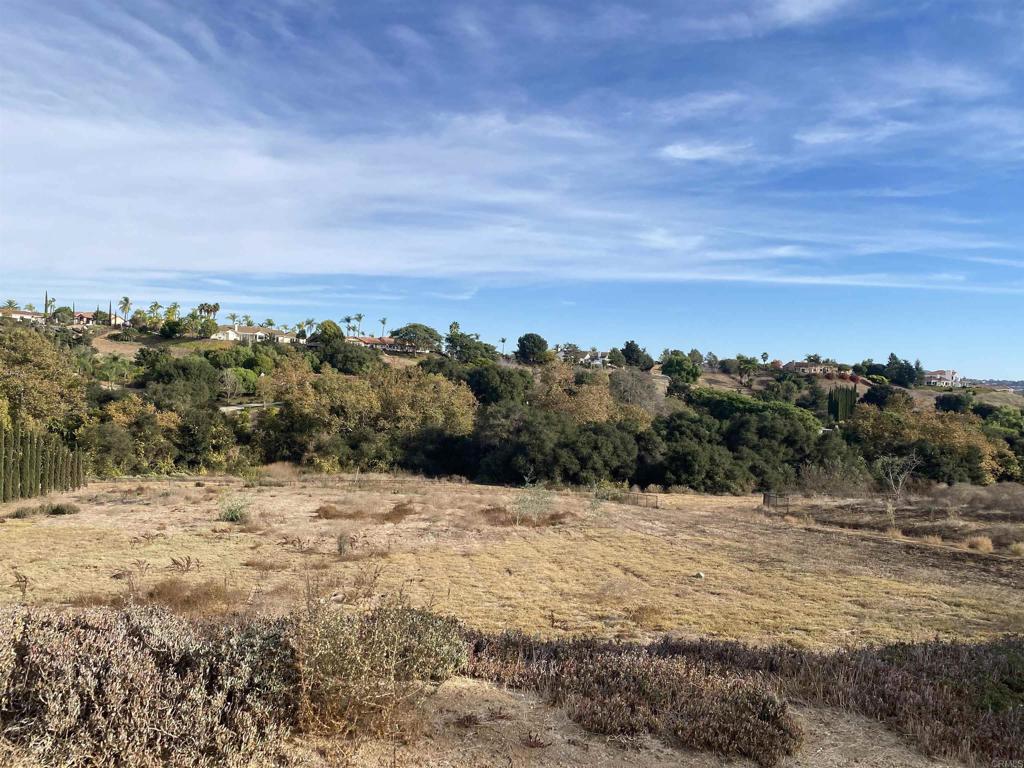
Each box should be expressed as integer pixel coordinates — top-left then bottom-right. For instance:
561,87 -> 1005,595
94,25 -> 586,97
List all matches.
218,495 -> 251,524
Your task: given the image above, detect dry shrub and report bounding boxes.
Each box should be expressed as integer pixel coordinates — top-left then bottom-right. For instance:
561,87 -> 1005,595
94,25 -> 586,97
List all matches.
314,503 -> 347,519
1010,542 -> 1024,557
481,503 -> 570,528
383,500 -> 416,523
884,526 -> 903,538
9,502 -> 79,519
919,534 -> 944,545
293,598 -> 466,740
467,634 -> 802,766
622,603 -> 664,628
646,635 -> 1024,765
242,557 -> 288,572
142,577 -> 244,614
964,535 -> 994,553
0,607 -> 298,767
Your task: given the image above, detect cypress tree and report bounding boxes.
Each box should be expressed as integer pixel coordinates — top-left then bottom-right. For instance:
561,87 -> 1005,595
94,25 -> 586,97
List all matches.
0,427 -> 6,502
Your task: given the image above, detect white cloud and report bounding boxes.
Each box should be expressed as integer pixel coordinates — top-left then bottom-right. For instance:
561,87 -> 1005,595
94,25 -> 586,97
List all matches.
660,140 -> 752,162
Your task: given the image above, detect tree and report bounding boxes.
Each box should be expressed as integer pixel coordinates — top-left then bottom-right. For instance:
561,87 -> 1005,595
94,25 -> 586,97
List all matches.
226,312 -> 239,325
51,306 -> 74,325
262,318 -> 275,329
761,352 -> 769,366
621,340 -> 654,370
2,299 -> 17,310
310,319 -> 343,344
661,353 -> 701,385
354,313 -> 365,335
119,297 -> 132,324
378,317 -> 387,337
444,322 -> 498,363
0,328 -> 86,433
24,303 -> 36,312
242,314 -> 254,327
391,323 -> 442,353
607,348 -> 626,367
515,333 -> 549,365
165,302 -> 181,322
860,383 -> 913,411
704,352 -> 719,371
875,452 -> 921,501
499,337 -> 507,356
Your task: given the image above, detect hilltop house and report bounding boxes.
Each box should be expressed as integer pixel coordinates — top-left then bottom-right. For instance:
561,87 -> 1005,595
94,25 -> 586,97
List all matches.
73,311 -> 125,327
344,336 -> 422,354
784,360 -> 838,376
0,308 -> 45,324
211,324 -> 304,344
580,351 -> 615,368
924,370 -> 963,387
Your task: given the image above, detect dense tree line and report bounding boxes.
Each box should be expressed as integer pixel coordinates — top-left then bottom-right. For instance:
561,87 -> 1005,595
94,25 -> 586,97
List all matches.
1,320 -> 1021,493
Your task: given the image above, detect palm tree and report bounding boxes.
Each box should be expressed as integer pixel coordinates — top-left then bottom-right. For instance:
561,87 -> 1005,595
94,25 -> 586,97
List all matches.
24,303 -> 36,312
353,313 -> 364,335
342,315 -> 353,336
262,318 -> 275,329
148,301 -> 162,321
379,317 -> 387,338
45,295 -> 56,314
210,302 -> 220,320
118,297 -> 132,325
500,337 -> 507,355
242,314 -> 254,327
3,299 -> 17,309
226,312 -> 239,325
165,302 -> 180,321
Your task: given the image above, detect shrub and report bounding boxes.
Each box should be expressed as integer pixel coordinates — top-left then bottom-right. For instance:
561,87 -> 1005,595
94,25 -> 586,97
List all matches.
467,634 -> 802,766
965,535 -> 994,553
1010,542 -> 1024,557
383,500 -> 416,523
293,598 -> 466,739
0,607 -> 298,767
9,502 -> 79,519
219,495 -> 251,524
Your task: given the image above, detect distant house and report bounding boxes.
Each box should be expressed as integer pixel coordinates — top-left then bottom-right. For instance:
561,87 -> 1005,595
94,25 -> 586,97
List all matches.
784,361 -> 838,376
267,329 -> 303,345
924,369 -> 962,387
580,351 -> 615,368
212,324 -> 304,344
0,308 -> 45,324
73,311 -> 124,327
344,336 -> 422,354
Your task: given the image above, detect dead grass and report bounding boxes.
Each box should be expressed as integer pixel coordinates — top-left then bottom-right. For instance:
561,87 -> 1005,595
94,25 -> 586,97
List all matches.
382,501 -> 417,523
964,535 -> 994,553
1,474 -> 1022,649
1010,542 -> 1024,557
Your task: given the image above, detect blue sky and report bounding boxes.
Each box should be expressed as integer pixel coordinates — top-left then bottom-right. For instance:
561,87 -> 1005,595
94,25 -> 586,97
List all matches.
1,1 -> 1022,377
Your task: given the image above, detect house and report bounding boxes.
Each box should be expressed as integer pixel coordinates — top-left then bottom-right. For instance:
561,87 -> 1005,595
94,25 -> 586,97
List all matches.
784,361 -> 838,376
212,324 -> 268,343
344,336 -> 422,354
212,324 -> 305,344
73,311 -> 125,327
924,370 -> 962,387
0,308 -> 45,324
580,351 -> 615,368
267,329 -> 303,345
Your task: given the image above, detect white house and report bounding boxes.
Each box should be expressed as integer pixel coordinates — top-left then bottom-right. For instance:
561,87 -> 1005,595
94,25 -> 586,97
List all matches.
924,370 -> 963,387
580,351 -> 615,368
211,324 -> 304,344
0,308 -> 45,324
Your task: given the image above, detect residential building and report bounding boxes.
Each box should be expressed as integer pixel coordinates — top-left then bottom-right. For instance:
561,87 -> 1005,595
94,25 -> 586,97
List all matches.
784,361 -> 838,375
580,350 -> 615,368
0,308 -> 45,324
344,336 -> 423,354
73,311 -> 125,327
924,370 -> 963,387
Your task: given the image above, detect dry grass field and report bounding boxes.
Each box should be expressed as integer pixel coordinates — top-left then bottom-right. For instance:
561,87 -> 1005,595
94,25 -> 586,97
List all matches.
3,471 -> 1023,767
3,471 -> 1021,647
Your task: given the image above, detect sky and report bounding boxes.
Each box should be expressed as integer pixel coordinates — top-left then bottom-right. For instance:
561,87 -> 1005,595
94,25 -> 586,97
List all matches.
1,1 -> 1022,378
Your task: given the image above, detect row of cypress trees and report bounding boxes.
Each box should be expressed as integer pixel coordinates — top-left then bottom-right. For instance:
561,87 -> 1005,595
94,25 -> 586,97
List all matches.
828,385 -> 859,422
0,423 -> 86,503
